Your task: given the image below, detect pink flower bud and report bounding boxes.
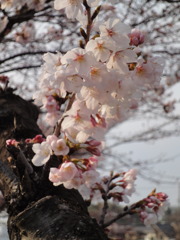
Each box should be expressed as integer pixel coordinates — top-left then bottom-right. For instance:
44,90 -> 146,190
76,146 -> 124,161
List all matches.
46,135 -> 58,144
86,139 -> 101,147
51,138 -> 69,156
129,29 -> 145,46
140,211 -> 148,220
33,134 -> 45,143
149,196 -> 157,202
86,147 -> 101,156
144,197 -> 151,203
49,162 -> 78,184
6,139 -> 18,146
156,192 -> 168,201
147,203 -> 155,208
91,114 -> 106,128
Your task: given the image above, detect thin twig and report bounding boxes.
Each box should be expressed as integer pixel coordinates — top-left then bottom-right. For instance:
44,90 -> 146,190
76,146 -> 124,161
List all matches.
102,204 -> 139,228
54,117 -> 65,137
99,172 -> 114,226
0,65 -> 41,74
53,94 -> 75,137
83,0 -> 92,43
0,51 -> 52,65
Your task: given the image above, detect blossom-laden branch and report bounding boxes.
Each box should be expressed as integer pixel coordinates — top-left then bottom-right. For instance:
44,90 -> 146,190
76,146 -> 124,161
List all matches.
96,170 -> 137,227
95,172 -> 168,228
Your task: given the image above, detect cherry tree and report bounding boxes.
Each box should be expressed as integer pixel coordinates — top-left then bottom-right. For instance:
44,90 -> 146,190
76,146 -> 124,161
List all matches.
0,0 -> 173,239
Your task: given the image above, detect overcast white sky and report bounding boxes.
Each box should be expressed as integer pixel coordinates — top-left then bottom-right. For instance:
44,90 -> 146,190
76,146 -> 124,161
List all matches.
104,82 -> 180,208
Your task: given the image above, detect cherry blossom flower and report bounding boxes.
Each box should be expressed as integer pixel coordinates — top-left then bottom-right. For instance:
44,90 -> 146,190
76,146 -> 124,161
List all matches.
49,162 -> 78,186
132,57 -> 164,87
54,0 -> 100,19
77,85 -> 107,111
85,63 -> 110,90
86,37 -> 113,62
55,73 -> 83,94
99,18 -> 130,50
32,142 -> 51,166
78,185 -> 91,200
50,166 -> 100,199
54,0 -> 83,19
123,169 -> 137,182
46,134 -> 58,144
51,139 -> 69,156
61,48 -> 96,76
82,169 -> 100,188
107,49 -> 137,73
140,212 -> 158,226
45,111 -> 62,127
42,52 -> 62,73
62,101 -> 91,131
48,167 -> 62,184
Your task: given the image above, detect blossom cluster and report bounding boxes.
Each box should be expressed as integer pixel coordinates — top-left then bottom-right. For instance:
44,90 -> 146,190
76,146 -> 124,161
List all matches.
96,169 -> 138,204
29,134 -> 101,199
6,134 -> 45,147
31,0 -> 164,203
34,21 -> 163,138
139,191 -> 169,226
113,169 -> 137,203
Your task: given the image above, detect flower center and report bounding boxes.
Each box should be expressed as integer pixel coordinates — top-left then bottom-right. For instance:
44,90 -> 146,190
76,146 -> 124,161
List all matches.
107,28 -> 115,37
75,54 -> 84,62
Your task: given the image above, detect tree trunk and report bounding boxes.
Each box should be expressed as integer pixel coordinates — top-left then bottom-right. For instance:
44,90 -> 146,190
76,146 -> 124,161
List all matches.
0,88 -> 108,240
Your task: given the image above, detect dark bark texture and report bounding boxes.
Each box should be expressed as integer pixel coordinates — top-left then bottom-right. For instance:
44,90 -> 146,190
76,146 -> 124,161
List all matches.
0,88 -> 108,240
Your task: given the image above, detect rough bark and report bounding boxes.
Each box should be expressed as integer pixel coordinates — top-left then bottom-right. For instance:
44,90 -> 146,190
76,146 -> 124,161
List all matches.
0,88 -> 108,240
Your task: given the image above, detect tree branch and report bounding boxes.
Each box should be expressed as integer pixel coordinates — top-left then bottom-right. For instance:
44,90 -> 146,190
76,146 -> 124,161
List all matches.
0,65 -> 41,74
